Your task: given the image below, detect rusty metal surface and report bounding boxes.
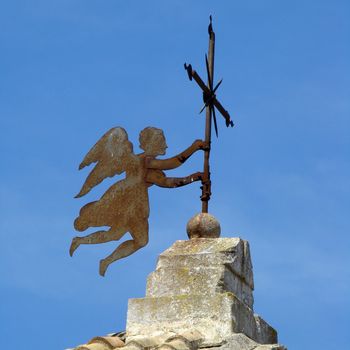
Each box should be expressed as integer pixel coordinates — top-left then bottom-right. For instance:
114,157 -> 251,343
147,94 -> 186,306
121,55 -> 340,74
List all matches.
70,127 -> 206,276
184,16 -> 233,213
70,17 -> 233,275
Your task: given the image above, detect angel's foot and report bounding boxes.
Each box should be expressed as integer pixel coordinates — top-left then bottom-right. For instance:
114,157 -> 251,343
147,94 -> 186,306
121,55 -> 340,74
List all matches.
99,258 -> 110,277
69,237 -> 81,256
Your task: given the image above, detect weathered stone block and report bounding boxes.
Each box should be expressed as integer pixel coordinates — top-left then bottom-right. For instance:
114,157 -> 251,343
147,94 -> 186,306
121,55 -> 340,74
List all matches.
127,293 -> 234,344
125,238 -> 281,348
155,238 -> 254,289
146,265 -> 253,308
72,238 -> 285,350
126,293 -> 276,345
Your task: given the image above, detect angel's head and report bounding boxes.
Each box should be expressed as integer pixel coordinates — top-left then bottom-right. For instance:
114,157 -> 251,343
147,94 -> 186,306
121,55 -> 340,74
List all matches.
139,127 -> 167,156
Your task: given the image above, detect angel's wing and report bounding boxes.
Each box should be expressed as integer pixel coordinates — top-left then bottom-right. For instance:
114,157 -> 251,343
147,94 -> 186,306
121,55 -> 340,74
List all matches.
75,127 -> 134,198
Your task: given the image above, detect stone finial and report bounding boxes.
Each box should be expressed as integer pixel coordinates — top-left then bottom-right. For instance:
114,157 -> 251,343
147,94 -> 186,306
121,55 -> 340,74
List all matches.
70,238 -> 286,350
127,238 -> 278,346
186,213 -> 221,239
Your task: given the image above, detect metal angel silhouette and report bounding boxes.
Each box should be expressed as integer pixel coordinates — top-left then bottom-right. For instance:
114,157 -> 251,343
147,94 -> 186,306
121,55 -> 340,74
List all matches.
70,127 -> 207,276
70,17 -> 233,276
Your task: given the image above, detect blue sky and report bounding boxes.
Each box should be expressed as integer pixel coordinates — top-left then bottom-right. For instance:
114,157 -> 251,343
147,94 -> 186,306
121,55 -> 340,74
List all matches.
1,1 -> 349,349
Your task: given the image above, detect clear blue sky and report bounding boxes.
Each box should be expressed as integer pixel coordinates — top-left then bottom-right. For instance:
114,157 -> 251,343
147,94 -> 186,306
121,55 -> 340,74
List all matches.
1,1 -> 349,349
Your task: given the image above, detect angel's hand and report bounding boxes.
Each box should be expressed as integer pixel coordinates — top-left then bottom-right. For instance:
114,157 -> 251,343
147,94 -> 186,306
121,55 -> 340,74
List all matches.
193,139 -> 210,151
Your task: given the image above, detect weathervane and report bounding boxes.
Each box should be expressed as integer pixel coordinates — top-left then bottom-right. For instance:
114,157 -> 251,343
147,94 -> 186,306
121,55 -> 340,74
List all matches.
70,17 -> 233,276
184,15 -> 233,213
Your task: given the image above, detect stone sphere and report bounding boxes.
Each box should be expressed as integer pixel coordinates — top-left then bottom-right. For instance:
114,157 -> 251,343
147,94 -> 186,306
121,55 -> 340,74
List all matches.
186,213 -> 221,239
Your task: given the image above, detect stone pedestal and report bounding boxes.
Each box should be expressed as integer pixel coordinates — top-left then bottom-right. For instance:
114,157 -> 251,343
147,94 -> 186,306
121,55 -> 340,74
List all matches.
126,238 -> 285,349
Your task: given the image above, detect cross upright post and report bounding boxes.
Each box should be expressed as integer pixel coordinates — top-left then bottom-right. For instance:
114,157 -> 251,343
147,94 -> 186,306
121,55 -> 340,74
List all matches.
202,18 -> 215,213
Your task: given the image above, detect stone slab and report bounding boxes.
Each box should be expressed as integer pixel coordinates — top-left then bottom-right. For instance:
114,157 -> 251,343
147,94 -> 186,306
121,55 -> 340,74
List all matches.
126,293 -> 276,345
155,238 -> 254,289
146,265 -> 253,308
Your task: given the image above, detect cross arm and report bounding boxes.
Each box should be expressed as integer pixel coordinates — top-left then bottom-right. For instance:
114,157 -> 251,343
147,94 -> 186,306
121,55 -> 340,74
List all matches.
213,99 -> 233,127
184,63 -> 233,128
184,63 -> 211,96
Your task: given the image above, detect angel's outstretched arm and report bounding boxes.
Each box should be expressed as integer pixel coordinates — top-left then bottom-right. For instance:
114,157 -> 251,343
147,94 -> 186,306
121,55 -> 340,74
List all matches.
146,170 -> 203,188
146,140 -> 208,171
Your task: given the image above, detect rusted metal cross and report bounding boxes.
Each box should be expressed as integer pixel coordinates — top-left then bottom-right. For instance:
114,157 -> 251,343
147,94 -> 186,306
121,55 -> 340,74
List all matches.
184,16 -> 234,213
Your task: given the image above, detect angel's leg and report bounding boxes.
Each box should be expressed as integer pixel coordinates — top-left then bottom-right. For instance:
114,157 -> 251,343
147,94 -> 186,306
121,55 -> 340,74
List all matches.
99,219 -> 149,276
69,226 -> 127,257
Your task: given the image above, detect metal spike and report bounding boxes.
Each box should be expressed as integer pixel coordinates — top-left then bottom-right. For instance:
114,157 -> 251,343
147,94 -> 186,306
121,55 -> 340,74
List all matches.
205,54 -> 213,89
208,15 -> 213,35
213,78 -> 223,93
212,106 -> 219,137
199,103 -> 207,114
184,63 -> 193,81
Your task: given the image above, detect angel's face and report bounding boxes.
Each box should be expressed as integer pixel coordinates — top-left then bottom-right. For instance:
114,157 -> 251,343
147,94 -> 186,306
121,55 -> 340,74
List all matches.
147,132 -> 167,156
155,134 -> 168,155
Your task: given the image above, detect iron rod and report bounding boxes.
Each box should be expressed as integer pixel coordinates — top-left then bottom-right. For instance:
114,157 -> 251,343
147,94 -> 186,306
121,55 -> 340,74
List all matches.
201,24 -> 215,213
